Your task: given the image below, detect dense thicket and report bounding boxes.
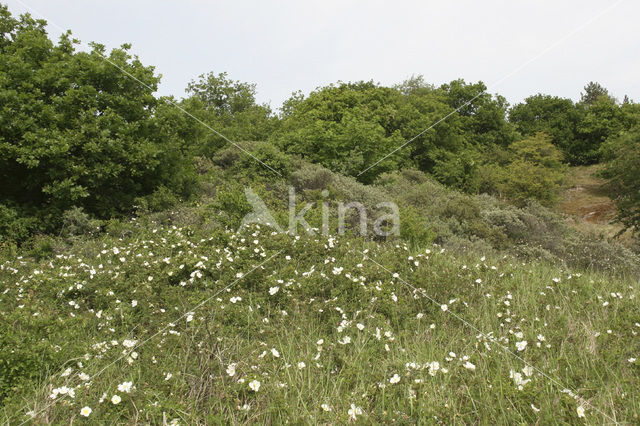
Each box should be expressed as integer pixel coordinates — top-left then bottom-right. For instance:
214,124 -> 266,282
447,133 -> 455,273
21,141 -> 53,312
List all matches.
271,78 -> 519,186
509,83 -> 639,165
1,4 -> 639,241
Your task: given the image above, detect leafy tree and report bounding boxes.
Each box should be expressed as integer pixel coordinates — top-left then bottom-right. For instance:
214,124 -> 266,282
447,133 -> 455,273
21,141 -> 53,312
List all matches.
0,6 -> 193,234
186,71 -> 257,116
599,126 -> 640,233
510,86 -> 635,166
394,74 -> 435,97
272,78 -> 516,187
437,79 -> 518,147
394,87 -> 466,176
170,72 -> 278,158
509,94 -> 584,164
575,94 -> 626,164
499,133 -> 565,206
401,79 -> 516,189
271,81 -> 408,182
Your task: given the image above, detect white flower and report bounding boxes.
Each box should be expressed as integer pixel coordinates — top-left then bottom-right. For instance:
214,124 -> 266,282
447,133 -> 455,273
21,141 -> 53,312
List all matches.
416,313 -> 424,319
515,340 -> 528,351
390,373 -> 401,384
428,361 -> 440,376
509,370 -> 531,389
226,364 -> 236,377
463,361 -> 476,371
339,336 -> 351,345
577,405 -> 586,418
475,278 -> 482,284
111,395 -> 121,405
49,386 -> 74,399
122,339 -> 137,349
131,300 -> 137,308
522,366 -> 534,377
249,380 -> 261,392
348,404 -> 363,420
80,406 -> 92,417
186,314 -> 194,323
297,361 -> 306,369
164,372 -> 173,381
317,339 -> 324,345
78,372 -> 90,381
440,304 -> 448,312
271,348 -> 280,358
628,358 -> 636,363
321,403 -> 332,412
269,286 -> 279,295
356,323 -> 365,330
117,381 -> 133,393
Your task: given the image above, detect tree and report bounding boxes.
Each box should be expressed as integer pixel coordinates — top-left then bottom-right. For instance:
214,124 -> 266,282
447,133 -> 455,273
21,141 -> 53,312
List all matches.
580,81 -> 609,106
575,95 -> 626,164
272,78 -> 517,187
271,81 -> 409,182
394,74 -> 435,97
437,79 -> 518,147
173,72 -> 278,158
0,6 -> 193,234
599,126 -> 640,233
186,71 -> 257,116
509,94 -> 584,164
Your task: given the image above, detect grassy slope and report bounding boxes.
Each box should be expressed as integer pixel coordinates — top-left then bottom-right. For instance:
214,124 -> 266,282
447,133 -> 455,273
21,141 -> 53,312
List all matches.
1,219 -> 639,424
1,153 -> 639,424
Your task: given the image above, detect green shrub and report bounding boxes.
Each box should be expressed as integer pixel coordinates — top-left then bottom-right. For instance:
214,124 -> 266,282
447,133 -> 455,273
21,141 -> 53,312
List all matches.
60,207 -> 101,238
135,186 -> 181,214
213,142 -> 293,179
211,184 -> 253,229
0,204 -> 38,243
399,205 -> 436,246
290,163 -> 334,191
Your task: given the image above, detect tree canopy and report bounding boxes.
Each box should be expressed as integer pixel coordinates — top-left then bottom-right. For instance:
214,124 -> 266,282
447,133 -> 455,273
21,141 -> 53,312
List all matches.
600,126 -> 640,233
0,6 -> 193,236
1,3 -> 639,240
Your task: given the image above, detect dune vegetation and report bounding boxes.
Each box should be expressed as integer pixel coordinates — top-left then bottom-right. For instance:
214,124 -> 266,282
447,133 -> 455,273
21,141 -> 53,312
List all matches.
1,3 -> 640,424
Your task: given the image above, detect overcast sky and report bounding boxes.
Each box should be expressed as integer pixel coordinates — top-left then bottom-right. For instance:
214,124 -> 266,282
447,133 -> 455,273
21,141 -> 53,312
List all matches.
5,0 -> 639,111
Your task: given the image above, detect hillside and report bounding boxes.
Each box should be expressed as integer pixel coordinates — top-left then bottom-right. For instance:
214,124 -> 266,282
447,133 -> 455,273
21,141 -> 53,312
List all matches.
1,152 -> 639,424
1,4 -> 640,423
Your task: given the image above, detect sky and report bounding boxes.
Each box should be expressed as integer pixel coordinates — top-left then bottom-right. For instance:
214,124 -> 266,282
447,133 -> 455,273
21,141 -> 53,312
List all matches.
4,0 -> 639,111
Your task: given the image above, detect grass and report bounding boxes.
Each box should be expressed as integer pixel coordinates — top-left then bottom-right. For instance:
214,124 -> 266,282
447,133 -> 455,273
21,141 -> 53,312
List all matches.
1,220 -> 639,424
